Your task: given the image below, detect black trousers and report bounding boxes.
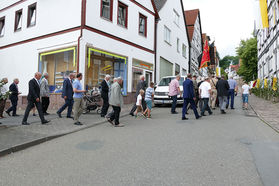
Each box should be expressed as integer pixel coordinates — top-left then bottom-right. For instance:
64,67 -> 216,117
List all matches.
57,98 -> 73,117
110,106 -> 121,125
6,98 -> 18,116
41,97 -> 50,113
22,100 -> 45,123
101,95 -> 109,116
130,99 -> 146,114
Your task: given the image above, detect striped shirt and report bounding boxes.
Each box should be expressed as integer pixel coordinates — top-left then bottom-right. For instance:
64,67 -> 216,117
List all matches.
145,87 -> 154,101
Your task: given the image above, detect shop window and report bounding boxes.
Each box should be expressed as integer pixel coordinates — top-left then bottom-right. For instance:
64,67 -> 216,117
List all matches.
27,3 -> 36,27
14,9 -> 22,31
118,1 -> 128,28
0,17 -> 5,37
139,13 -> 147,36
132,68 -> 143,92
164,26 -> 171,44
40,49 -> 77,93
101,0 -> 113,21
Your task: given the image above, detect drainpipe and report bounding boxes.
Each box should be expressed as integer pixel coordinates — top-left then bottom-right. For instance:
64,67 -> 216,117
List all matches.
77,0 -> 86,73
154,18 -> 158,83
188,45 -> 191,74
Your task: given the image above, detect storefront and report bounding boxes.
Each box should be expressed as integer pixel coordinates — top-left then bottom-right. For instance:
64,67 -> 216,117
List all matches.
132,58 -> 153,91
39,47 -> 77,93
86,47 -> 128,95
159,57 -> 173,80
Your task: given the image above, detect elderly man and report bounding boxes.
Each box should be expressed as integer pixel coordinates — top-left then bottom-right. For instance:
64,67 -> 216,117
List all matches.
107,77 -> 124,127
100,74 -> 111,117
169,74 -> 181,114
209,75 -> 218,109
57,73 -> 75,118
199,77 -> 213,116
22,72 -> 49,125
130,75 -> 146,116
6,78 -> 21,116
40,73 -> 50,115
216,75 -> 230,114
0,78 -> 8,118
227,76 -> 238,109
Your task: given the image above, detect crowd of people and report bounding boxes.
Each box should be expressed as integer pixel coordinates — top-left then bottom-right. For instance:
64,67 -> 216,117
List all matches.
0,71 -> 251,126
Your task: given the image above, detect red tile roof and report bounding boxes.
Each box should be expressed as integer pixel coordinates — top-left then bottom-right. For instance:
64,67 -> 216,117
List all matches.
184,9 -> 199,41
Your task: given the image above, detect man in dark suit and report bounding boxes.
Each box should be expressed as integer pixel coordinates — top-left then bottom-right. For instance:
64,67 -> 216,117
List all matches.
100,75 -> 111,117
6,78 -> 21,116
216,75 -> 230,114
182,74 -> 201,120
57,73 -> 75,118
129,75 -> 147,116
22,72 -> 49,125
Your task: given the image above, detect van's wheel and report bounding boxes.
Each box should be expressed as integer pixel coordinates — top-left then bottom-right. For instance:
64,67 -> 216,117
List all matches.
97,109 -> 101,114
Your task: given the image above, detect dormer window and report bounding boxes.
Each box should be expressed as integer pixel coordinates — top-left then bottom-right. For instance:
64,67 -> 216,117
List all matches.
27,3 -> 36,27
15,9 -> 22,31
0,17 -> 5,37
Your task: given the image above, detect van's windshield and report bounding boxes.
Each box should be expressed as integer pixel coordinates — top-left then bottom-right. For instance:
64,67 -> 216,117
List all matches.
158,77 -> 184,86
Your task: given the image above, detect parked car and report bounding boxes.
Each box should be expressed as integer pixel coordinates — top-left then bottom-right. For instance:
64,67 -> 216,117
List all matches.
154,76 -> 186,106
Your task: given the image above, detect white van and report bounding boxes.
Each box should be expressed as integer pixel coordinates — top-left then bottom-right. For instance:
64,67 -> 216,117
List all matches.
154,76 -> 186,106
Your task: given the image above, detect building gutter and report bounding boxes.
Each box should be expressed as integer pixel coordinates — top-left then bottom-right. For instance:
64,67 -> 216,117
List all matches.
77,0 -> 86,73
154,17 -> 159,83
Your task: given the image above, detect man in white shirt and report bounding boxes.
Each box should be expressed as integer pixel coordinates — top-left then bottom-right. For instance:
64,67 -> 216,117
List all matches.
199,77 -> 213,116
0,78 -> 9,119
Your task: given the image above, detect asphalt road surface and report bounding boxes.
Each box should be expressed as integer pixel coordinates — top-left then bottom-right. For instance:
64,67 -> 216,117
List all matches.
0,98 -> 279,186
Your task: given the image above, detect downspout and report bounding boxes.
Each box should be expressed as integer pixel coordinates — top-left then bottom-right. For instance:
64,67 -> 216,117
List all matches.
77,0 -> 86,73
154,17 -> 158,83
188,44 -> 191,74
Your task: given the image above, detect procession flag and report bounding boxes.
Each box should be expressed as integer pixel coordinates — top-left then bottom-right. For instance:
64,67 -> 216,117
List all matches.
259,0 -> 269,28
273,77 -> 277,91
256,79 -> 260,88
200,40 -> 210,69
264,78 -> 268,88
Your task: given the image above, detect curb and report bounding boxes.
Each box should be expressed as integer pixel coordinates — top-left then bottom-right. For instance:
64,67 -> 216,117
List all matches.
0,113 -> 130,157
249,103 -> 279,134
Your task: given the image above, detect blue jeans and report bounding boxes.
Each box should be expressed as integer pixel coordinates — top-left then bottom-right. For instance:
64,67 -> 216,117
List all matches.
171,95 -> 177,113
182,98 -> 200,118
57,99 -> 74,117
201,98 -> 212,115
227,89 -> 235,108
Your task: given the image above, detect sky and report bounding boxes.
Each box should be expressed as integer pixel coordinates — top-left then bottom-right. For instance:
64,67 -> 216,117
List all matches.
182,0 -> 256,59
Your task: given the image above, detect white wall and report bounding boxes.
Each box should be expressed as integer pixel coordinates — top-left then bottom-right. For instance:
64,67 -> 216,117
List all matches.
156,0 -> 189,82
86,0 -> 155,51
0,0 -> 81,46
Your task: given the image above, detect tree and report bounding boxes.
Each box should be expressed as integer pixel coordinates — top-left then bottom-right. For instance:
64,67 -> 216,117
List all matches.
219,55 -> 239,70
236,36 -> 258,82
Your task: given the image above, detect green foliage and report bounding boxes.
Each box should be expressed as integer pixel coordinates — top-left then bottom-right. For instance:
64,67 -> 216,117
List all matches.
251,81 -> 279,103
219,55 -> 239,69
236,36 -> 258,82
220,68 -> 228,79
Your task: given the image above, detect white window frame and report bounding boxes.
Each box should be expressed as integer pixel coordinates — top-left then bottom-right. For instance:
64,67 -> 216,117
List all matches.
164,26 -> 171,44
0,17 -> 5,37
173,9 -> 179,26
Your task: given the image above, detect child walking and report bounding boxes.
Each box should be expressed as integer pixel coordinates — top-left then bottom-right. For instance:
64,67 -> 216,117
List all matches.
143,82 -> 154,118
135,89 -> 145,118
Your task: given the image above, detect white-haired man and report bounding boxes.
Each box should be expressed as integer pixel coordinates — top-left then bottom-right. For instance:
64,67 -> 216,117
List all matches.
6,78 -> 21,116
130,75 -> 146,116
40,73 -> 50,115
168,74 -> 181,114
100,74 -> 111,117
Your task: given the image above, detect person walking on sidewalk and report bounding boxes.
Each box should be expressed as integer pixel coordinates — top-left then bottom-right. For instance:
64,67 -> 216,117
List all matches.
241,81 -> 251,110
209,75 -> 218,109
22,72 -> 49,125
100,74 -> 111,117
108,77 -> 124,127
73,73 -> 87,125
6,78 -> 21,116
169,74 -> 181,114
199,77 -> 213,116
182,74 -> 201,120
0,78 -> 9,119
216,75 -> 230,114
57,73 -> 75,118
227,76 -> 238,109
40,73 -> 50,115
143,82 -> 155,118
130,75 -> 146,116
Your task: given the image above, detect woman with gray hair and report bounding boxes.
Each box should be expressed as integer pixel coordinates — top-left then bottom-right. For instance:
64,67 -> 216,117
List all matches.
40,73 -> 50,115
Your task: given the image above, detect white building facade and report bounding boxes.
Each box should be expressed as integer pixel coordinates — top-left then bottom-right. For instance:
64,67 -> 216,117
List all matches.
257,0 -> 279,80
0,0 -> 158,105
154,0 -> 190,83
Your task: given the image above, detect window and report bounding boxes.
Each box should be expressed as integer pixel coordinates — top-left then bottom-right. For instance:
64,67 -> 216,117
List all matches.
175,64 -> 180,75
14,9 -> 22,31
132,68 -> 143,92
117,1 -> 128,28
164,26 -> 171,44
182,44 -> 186,58
177,38 -> 180,53
0,17 -> 5,37
174,10 -> 179,26
101,0 -> 113,21
139,13 -> 147,36
27,3 -> 36,27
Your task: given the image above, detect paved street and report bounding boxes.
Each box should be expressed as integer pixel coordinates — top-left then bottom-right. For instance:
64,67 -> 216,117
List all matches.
0,97 -> 279,186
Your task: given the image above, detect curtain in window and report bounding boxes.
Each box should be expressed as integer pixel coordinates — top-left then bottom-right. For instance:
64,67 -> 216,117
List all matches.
118,6 -> 126,26
102,0 -> 110,19
0,21 -> 4,36
139,17 -> 145,34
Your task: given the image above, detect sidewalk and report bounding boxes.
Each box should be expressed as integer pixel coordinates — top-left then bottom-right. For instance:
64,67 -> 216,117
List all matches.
0,104 -> 133,156
248,94 -> 279,133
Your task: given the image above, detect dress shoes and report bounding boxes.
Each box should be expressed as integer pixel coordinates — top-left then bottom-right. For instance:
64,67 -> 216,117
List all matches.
41,120 -> 50,124
67,116 -> 74,119
5,111 -> 11,116
201,113 -> 207,116
231,108 -> 235,110
129,113 -> 134,117
12,114 -> 19,117
182,117 -> 189,120
171,111 -> 178,114
114,123 -> 124,127
43,112 -> 50,115
196,115 -> 202,119
74,121 -> 83,125
56,111 -> 62,118
221,110 -> 226,114
22,122 -> 30,125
